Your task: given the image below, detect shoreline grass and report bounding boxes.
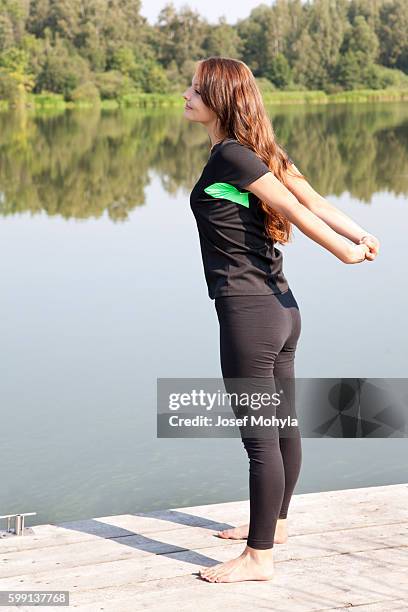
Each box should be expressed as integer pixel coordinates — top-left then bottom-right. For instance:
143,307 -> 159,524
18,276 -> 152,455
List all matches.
1,88 -> 408,112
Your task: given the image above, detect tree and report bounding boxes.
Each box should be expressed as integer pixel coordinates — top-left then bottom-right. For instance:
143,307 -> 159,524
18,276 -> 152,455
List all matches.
335,50 -> 363,89
291,29 -> 328,90
0,0 -> 407,98
202,17 -> 242,58
0,13 -> 15,51
378,0 -> 408,73
342,15 -> 379,64
265,52 -> 292,88
0,45 -> 34,103
36,36 -> 90,97
154,3 -> 207,70
141,60 -> 169,93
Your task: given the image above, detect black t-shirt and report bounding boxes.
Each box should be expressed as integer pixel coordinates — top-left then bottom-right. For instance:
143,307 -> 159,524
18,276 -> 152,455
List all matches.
190,137 -> 290,299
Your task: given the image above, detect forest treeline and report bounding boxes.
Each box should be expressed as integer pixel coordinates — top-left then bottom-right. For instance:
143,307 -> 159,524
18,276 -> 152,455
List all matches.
1,0 -> 408,105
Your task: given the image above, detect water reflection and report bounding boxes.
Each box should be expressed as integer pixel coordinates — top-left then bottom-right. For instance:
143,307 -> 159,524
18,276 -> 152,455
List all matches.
0,101 -> 407,221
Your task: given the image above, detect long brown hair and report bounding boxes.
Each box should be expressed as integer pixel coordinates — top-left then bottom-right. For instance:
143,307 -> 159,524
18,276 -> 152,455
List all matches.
195,56 -> 306,245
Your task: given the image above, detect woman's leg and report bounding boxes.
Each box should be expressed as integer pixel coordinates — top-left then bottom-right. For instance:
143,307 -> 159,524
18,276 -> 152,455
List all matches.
274,291 -> 302,520
214,289 -> 302,549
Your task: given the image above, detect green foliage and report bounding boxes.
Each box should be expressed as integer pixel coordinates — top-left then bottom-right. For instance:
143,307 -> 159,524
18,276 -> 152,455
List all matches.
26,91 -> 66,107
255,77 -> 277,94
110,47 -> 139,78
93,70 -> 136,99
35,38 -> 91,97
0,45 -> 28,73
0,69 -> 20,102
0,0 -> 406,104
0,13 -> 15,51
162,60 -> 185,94
67,80 -> 101,103
155,4 -> 207,70
378,0 -> 408,72
335,51 -> 365,90
342,15 -> 379,63
141,61 -> 169,93
265,53 -> 292,89
0,42 -> 34,105
365,64 -> 408,89
202,18 -> 243,58
375,65 -> 408,88
108,49 -> 168,93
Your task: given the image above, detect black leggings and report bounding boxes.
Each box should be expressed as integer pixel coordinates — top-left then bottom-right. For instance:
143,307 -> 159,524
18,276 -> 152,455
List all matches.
214,288 -> 302,550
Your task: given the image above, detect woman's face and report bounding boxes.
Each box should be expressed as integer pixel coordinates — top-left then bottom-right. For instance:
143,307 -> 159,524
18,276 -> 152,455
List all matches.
182,73 -> 216,125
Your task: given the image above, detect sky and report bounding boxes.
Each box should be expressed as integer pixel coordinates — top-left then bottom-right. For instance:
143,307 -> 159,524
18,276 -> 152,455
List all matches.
140,0 -> 267,26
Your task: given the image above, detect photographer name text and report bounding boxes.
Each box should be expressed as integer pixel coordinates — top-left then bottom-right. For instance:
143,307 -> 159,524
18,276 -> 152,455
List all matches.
166,415 -> 298,427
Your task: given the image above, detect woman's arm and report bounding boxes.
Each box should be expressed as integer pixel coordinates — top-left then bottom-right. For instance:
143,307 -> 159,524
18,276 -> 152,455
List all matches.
244,172 -> 370,264
284,162 -> 368,243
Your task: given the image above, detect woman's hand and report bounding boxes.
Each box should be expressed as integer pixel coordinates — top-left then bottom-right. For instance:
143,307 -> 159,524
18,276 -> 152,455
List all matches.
344,233 -> 380,263
358,233 -> 380,261
346,243 -> 371,264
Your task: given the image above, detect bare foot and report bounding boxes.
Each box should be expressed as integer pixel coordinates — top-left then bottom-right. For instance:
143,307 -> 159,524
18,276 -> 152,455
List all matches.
217,518 -> 288,544
199,546 -> 274,583
217,523 -> 248,540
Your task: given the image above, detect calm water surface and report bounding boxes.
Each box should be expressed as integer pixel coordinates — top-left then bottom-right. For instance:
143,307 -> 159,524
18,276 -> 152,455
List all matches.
0,103 -> 407,526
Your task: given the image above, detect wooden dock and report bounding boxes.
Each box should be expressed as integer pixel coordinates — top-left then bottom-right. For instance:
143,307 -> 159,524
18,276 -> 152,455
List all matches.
1,483 -> 407,611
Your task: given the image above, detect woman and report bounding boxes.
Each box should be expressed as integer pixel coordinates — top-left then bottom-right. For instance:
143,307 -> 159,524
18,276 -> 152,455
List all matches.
182,57 -> 380,584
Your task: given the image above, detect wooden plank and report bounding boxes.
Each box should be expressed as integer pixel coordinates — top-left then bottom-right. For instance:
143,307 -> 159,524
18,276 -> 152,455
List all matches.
0,484 -> 406,611
6,546 -> 407,611
1,483 -> 406,554
0,522 -> 407,580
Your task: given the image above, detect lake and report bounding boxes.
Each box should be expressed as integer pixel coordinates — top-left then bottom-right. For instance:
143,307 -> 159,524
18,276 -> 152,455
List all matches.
0,102 -> 407,527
